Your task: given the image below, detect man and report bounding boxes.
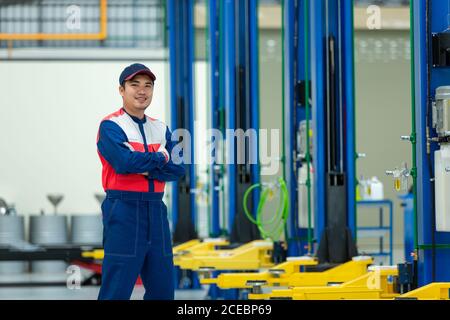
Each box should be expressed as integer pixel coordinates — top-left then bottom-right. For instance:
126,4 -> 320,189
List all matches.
96,63 -> 185,300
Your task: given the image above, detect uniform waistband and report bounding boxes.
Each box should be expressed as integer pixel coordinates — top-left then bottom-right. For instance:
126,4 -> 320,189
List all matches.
106,190 -> 164,201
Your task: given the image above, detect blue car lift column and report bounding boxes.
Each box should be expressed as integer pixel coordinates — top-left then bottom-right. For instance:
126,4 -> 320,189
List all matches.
167,0 -> 201,290
216,0 -> 260,243
208,0 -> 222,238
283,0 -> 313,257
309,0 -> 357,264
412,0 -> 450,285
205,0 -> 261,300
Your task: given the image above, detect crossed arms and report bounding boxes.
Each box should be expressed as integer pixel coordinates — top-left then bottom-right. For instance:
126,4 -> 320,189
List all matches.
97,120 -> 185,182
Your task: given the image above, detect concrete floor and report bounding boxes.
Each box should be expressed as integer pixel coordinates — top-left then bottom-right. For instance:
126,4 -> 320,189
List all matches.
0,283 -> 208,300
0,286 -> 209,300
0,270 -> 209,300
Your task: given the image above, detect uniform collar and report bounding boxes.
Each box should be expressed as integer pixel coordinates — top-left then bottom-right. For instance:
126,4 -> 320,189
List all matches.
122,107 -> 146,124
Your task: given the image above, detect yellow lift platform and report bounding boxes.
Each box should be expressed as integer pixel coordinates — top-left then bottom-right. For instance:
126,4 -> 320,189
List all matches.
248,265 -> 399,300
173,238 -> 229,257
81,238 -> 229,261
175,240 -> 274,273
200,255 -> 318,288
202,256 -> 373,292
395,282 -> 450,300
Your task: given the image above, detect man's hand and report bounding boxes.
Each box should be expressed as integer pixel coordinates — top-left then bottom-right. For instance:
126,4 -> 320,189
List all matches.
157,144 -> 170,163
138,145 -> 169,176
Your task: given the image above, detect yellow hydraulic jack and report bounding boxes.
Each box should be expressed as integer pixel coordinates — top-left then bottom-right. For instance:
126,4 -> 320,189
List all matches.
175,240 -> 274,276
201,256 -> 317,288
395,282 -> 450,300
248,265 -> 399,300
173,238 -> 229,257
81,238 -> 228,261
202,256 -> 373,292
172,239 -> 202,255
82,249 -> 105,260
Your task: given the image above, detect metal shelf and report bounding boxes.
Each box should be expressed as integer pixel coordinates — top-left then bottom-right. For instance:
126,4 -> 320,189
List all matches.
357,200 -> 393,265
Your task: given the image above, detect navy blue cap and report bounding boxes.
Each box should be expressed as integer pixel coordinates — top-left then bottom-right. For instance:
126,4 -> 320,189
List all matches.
119,63 -> 156,86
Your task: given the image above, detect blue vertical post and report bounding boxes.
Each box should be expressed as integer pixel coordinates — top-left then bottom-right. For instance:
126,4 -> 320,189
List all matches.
167,0 -> 199,290
309,0 -> 357,251
209,0 -> 221,237
223,0 -> 236,234
343,0 -> 356,237
283,0 -> 296,255
414,0 -> 433,285
425,0 -> 450,282
187,0 -> 196,231
310,0 -> 326,242
218,0 -> 261,242
284,0 -> 312,256
389,201 -> 393,265
414,0 -> 450,285
167,0 -> 197,240
167,0 -> 179,231
249,0 -> 260,230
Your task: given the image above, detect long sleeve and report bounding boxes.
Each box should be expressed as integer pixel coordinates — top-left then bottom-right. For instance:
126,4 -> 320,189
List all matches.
148,126 -> 186,181
97,120 -> 167,174
148,166 -> 185,182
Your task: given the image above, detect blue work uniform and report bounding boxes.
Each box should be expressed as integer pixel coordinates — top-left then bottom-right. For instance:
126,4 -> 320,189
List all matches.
96,107 -> 185,300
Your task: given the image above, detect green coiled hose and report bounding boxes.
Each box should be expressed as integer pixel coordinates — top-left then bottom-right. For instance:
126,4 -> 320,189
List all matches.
243,177 -> 289,241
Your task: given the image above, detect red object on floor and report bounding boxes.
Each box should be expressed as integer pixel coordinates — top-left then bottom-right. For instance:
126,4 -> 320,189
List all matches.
73,260 -> 143,285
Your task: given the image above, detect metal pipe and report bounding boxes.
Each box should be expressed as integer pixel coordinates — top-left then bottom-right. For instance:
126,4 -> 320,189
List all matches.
424,0 -> 436,282
338,0 -> 344,173
304,0 -> 313,254
281,0 -> 287,180
325,0 -> 331,172
409,0 -> 419,259
0,0 -> 108,40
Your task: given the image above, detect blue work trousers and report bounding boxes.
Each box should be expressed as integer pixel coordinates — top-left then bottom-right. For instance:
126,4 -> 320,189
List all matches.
98,190 -> 174,300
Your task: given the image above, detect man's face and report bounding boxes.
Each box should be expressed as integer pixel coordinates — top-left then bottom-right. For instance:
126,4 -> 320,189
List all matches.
119,74 -> 154,112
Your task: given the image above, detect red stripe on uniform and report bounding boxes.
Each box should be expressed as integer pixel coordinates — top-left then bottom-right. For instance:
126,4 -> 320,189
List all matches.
103,108 -> 124,121
153,180 -> 166,193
